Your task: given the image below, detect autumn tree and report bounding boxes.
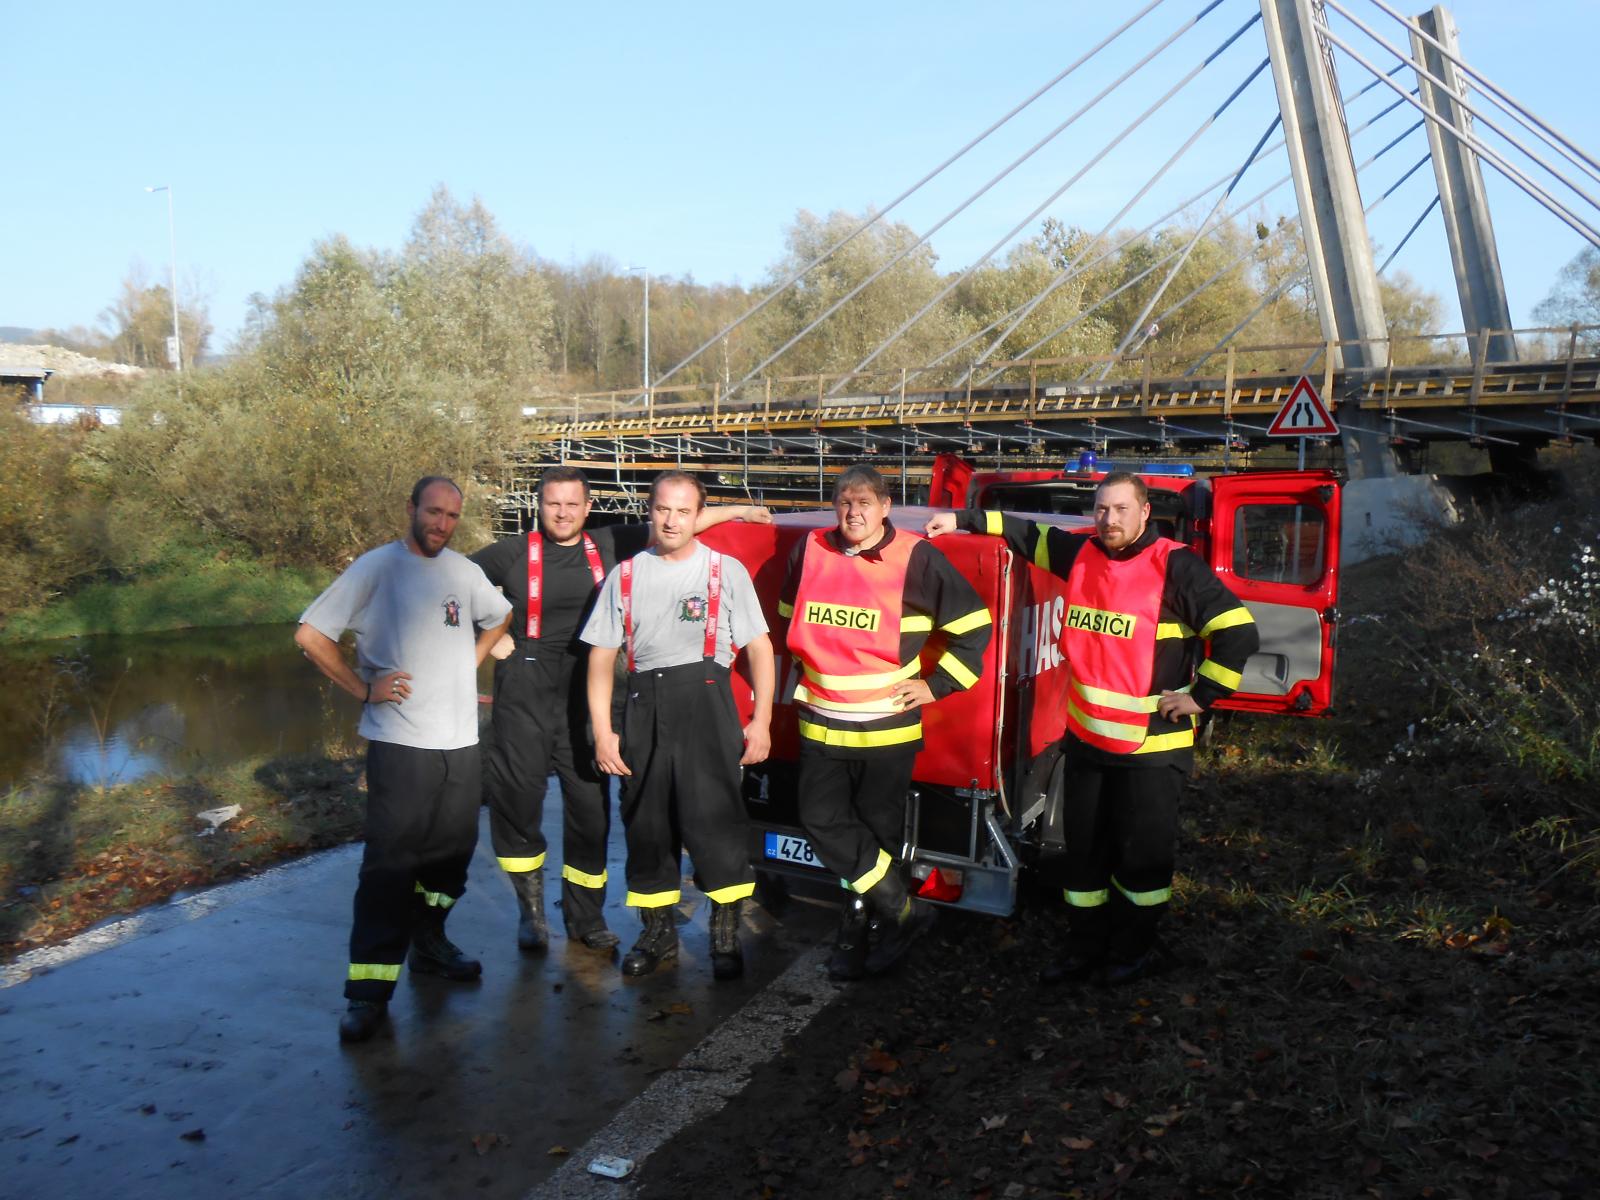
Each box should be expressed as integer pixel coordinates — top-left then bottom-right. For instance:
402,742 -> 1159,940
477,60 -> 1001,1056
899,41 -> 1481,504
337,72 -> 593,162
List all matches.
99,264 -> 212,368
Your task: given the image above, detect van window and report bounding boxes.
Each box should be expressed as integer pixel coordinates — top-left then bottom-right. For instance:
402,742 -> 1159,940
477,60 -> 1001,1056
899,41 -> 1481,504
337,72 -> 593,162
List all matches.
1233,504 -> 1325,585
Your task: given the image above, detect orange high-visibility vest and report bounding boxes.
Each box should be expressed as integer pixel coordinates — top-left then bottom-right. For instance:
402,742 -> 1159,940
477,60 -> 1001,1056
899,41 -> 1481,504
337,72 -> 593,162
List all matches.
1061,537 -> 1183,755
786,530 -> 921,715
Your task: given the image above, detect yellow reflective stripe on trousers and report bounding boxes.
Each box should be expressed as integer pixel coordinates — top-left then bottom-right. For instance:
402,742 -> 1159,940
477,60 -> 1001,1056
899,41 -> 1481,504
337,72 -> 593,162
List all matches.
937,650 -> 979,690
1064,888 -> 1109,908
1199,606 -> 1255,638
348,963 -> 401,982
413,882 -> 455,909
941,607 -> 992,636
801,659 -> 921,692
1198,658 -> 1242,690
625,889 -> 681,908
798,718 -> 923,749
984,510 -> 1004,536
498,853 -> 547,873
705,881 -> 756,904
1114,876 -> 1172,907
849,848 -> 893,895
1157,621 -> 1195,640
900,614 -> 933,633
1131,724 -> 1196,754
1066,698 -> 1147,744
778,599 -> 794,618
561,864 -> 607,889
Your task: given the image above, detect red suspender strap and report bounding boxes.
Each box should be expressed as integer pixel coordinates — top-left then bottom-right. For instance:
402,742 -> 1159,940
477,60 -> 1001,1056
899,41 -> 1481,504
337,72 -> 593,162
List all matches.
619,559 -> 635,672
705,551 -> 722,663
526,532 -> 604,639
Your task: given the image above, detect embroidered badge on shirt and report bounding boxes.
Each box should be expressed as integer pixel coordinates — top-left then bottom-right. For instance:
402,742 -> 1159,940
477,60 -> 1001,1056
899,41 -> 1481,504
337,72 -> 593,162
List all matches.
443,596 -> 462,628
679,594 -> 708,623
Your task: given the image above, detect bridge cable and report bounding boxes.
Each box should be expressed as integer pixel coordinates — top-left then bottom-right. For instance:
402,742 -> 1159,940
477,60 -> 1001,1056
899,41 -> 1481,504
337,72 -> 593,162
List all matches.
1180,147 -> 1434,375
720,0 -> 1238,403
1361,0 -> 1600,187
1377,195 -> 1442,276
809,8 -> 1263,398
980,112 -> 1426,385
929,68 -> 1416,385
642,0 -> 1174,395
1323,0 -> 1600,219
1312,12 -> 1600,248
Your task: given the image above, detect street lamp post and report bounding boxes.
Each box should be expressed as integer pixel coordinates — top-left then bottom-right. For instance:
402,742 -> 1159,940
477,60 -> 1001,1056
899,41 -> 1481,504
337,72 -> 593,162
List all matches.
628,265 -> 650,397
144,185 -> 181,372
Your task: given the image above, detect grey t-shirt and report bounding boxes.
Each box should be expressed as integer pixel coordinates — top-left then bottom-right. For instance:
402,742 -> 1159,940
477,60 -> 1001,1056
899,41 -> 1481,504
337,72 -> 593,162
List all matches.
299,541 -> 512,750
581,542 -> 768,671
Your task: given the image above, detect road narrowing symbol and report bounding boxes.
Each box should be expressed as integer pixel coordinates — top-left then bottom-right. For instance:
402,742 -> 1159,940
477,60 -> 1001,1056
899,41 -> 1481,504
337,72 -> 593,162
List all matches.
1266,375 -> 1339,437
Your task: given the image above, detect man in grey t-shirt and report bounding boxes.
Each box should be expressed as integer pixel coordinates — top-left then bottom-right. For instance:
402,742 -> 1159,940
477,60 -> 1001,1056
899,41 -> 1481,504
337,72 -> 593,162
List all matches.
582,471 -> 773,981
296,476 -> 512,1044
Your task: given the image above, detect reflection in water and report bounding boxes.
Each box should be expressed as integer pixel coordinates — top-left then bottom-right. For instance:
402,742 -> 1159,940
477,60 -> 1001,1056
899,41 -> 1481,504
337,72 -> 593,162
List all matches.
2,624 -> 364,790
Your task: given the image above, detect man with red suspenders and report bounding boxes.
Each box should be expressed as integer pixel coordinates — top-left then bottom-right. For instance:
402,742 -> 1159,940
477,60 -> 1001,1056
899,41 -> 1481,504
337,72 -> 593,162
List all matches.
928,471 -> 1259,986
582,471 -> 775,980
470,466 -> 768,954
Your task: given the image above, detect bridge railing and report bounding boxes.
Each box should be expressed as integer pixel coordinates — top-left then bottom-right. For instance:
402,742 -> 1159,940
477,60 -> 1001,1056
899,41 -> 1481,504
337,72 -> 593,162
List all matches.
526,324 -> 1600,430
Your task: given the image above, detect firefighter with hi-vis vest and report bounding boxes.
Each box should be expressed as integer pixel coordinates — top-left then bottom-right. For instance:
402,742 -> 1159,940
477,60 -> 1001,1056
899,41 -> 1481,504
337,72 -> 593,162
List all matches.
582,471 -> 775,980
927,471 -> 1259,986
781,465 -> 993,980
470,465 -> 769,957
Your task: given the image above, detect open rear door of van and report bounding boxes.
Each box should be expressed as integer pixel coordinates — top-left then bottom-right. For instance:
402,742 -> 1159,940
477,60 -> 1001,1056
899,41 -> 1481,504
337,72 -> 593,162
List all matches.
1206,471 -> 1341,715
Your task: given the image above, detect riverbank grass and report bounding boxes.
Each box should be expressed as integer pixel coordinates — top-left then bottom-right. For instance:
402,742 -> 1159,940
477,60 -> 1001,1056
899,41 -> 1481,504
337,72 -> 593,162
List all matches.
0,753 -> 365,956
0,556 -> 332,643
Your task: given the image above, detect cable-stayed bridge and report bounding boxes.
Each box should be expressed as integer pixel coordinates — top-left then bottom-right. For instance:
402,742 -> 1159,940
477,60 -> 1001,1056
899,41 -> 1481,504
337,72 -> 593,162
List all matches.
497,0 -> 1600,523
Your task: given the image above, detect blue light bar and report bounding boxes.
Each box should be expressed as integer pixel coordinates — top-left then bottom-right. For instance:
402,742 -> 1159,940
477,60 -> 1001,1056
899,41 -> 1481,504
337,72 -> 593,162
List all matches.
1065,456 -> 1194,478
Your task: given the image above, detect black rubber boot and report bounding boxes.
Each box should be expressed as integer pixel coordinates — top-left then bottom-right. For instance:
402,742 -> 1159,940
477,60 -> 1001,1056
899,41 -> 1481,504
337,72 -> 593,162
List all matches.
577,927 -> 622,951
826,896 -> 870,981
339,1000 -> 388,1043
709,900 -> 744,981
509,868 -> 548,954
863,873 -> 936,975
621,906 -> 679,977
409,902 -> 483,981
1039,951 -> 1101,986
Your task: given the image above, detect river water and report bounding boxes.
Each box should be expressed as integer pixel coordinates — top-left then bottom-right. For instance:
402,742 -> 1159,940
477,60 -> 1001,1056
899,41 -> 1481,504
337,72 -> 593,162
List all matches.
0,624 -> 376,792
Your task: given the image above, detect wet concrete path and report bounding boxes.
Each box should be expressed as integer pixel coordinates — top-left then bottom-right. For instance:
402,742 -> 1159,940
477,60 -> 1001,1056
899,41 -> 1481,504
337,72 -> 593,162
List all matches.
0,796 -> 834,1199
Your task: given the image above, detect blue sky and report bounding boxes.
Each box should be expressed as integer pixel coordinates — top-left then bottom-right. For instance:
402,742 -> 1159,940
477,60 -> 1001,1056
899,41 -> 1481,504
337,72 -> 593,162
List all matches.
4,0 -> 1597,350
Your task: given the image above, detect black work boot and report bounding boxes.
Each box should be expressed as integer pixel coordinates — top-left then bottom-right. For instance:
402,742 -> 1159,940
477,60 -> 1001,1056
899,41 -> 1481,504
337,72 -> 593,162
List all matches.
409,902 -> 483,981
1039,950 -> 1101,986
709,900 -> 745,981
577,926 -> 621,952
826,896 -> 870,981
863,873 -> 936,975
621,906 -> 679,977
339,1000 -> 388,1043
509,868 -> 549,954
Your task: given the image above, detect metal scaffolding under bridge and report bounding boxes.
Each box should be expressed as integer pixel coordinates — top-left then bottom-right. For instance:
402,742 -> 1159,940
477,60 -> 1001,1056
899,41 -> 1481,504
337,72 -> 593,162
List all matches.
490,324 -> 1600,527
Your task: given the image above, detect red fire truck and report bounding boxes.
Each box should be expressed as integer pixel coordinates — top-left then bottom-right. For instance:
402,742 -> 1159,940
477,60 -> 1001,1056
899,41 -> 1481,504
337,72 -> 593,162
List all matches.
698,454 -> 1342,916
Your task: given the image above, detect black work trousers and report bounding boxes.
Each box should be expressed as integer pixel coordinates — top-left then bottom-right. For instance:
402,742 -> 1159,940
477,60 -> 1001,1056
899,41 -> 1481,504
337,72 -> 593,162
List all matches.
797,741 -> 919,893
346,740 -> 480,1002
1058,746 -> 1182,966
483,653 -> 611,937
618,660 -> 754,908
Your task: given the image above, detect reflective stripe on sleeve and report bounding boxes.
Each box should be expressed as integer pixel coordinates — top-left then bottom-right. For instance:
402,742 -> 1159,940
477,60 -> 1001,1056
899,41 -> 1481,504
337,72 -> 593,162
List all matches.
900,615 -> 934,633
561,864 -> 607,889
937,651 -> 979,690
1113,876 -> 1173,907
941,608 -> 992,636
625,889 -> 681,908
1157,621 -> 1195,640
1064,888 -> 1109,908
498,854 -> 547,873
705,881 -> 757,904
849,848 -> 893,895
777,599 -> 794,618
348,962 -> 401,982
1197,658 -> 1243,690
1199,606 -> 1255,638
1034,534 -> 1051,572
984,511 -> 1004,536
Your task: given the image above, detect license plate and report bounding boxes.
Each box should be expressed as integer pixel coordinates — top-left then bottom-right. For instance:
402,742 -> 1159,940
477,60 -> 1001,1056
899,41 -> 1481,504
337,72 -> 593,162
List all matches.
763,831 -> 825,870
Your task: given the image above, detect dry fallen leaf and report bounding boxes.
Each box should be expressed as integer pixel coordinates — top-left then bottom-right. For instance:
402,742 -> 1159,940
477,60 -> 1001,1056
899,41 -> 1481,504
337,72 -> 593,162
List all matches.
981,1114 -> 1008,1131
1102,1090 -> 1131,1110
547,1145 -> 570,1157
1061,1136 -> 1095,1151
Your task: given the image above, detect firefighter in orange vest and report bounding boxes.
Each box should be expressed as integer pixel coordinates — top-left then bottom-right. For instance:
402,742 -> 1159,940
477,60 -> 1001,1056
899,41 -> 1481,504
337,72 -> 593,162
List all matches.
781,464 -> 992,979
928,471 -> 1259,986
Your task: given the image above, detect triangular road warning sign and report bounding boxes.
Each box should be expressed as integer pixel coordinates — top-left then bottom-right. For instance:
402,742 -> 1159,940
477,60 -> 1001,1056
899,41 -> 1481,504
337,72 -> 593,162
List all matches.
1266,375 -> 1339,437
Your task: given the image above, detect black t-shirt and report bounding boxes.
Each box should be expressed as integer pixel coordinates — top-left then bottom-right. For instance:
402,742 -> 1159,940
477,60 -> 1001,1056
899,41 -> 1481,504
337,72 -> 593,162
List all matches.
470,524 -> 652,662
